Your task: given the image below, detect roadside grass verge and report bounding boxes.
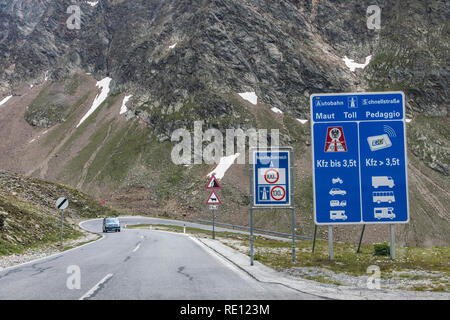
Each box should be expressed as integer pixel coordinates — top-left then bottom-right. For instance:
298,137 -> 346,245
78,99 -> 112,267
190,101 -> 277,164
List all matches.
126,223 -> 449,291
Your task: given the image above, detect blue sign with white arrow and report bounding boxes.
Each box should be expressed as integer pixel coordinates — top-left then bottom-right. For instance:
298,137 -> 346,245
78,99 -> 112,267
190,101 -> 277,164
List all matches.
311,92 -> 409,225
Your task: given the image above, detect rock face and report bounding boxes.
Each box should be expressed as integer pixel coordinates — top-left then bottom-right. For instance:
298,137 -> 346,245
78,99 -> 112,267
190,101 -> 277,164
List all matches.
0,1 -> 448,247
1,0 -> 448,121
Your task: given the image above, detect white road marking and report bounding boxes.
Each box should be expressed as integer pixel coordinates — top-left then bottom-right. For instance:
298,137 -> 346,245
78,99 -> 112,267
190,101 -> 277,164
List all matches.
79,273 -> 113,300
132,243 -> 141,252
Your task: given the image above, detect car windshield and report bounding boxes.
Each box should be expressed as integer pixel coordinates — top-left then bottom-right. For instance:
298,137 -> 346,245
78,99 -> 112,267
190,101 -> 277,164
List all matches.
105,218 -> 119,224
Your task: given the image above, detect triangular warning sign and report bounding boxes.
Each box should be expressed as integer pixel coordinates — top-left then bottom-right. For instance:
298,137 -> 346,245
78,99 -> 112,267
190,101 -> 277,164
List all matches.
206,175 -> 221,189
206,191 -> 222,205
325,127 -> 347,152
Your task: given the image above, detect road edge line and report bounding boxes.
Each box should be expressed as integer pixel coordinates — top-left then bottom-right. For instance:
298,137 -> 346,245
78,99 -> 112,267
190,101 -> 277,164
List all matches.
79,273 -> 114,300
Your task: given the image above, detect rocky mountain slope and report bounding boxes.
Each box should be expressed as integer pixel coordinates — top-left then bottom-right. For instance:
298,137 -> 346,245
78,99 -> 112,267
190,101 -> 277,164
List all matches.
0,170 -> 116,256
0,0 -> 448,246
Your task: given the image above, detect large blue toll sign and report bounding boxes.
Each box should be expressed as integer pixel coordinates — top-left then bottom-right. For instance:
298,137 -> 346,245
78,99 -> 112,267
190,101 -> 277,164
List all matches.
311,92 -> 409,225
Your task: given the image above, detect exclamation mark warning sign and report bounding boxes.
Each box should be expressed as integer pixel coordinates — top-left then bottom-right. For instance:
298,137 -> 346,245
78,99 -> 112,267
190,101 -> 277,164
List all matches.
325,127 -> 347,152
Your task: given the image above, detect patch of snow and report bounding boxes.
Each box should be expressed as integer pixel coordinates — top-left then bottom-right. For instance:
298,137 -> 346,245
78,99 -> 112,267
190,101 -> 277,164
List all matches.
238,92 -> 258,105
207,153 -> 240,180
406,119 -> 412,123
169,42 -> 177,49
29,139 -> 36,144
343,55 -> 372,72
77,77 -> 112,128
44,71 -> 49,81
87,1 -> 98,7
86,73 -> 92,75
271,107 -> 283,114
296,118 -> 308,124
30,84 -> 34,88
0,95 -> 12,106
120,95 -> 133,115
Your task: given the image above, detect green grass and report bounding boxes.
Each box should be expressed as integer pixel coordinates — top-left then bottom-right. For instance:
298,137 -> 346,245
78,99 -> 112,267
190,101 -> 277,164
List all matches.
64,74 -> 83,95
43,92 -> 90,148
116,222 -> 450,291
62,236 -> 101,252
85,122 -> 150,187
0,194 -> 83,256
62,120 -> 112,184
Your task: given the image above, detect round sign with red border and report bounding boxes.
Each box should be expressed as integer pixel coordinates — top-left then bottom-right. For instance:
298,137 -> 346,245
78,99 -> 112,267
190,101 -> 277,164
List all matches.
264,169 -> 279,184
271,186 -> 286,201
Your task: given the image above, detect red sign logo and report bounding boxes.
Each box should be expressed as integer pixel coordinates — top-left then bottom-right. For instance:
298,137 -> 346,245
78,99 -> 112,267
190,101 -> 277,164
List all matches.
325,127 -> 347,152
264,169 -> 279,184
271,186 -> 286,201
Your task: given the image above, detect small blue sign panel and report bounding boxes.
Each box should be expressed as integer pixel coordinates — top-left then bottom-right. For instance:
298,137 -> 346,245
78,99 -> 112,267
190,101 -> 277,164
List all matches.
252,148 -> 291,207
311,92 -> 409,225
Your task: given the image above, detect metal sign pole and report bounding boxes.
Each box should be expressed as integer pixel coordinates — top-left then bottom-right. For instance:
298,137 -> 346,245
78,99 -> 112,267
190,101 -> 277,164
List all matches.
249,157 -> 254,266
357,224 -> 366,253
390,224 -> 396,260
312,225 -> 317,253
250,207 -> 254,266
60,209 -> 63,248
290,149 -> 295,263
291,207 -> 295,263
328,225 -> 334,261
212,209 -> 215,240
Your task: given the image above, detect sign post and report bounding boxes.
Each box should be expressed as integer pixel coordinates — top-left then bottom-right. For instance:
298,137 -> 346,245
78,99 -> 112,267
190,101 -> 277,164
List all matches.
250,147 -> 294,265
390,224 -> 396,260
206,176 -> 221,240
55,197 -> 69,248
328,225 -> 334,261
311,92 -> 409,260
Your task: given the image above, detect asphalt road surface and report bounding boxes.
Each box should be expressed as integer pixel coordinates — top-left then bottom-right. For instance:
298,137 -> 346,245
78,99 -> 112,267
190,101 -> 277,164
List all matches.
0,217 -> 321,300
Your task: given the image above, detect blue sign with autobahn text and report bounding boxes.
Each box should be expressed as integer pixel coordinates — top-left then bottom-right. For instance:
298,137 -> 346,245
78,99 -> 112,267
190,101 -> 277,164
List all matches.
252,148 -> 292,207
311,92 -> 409,225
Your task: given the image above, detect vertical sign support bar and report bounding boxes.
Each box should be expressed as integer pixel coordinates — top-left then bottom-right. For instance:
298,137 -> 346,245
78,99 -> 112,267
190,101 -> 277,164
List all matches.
212,209 -> 215,240
249,156 -> 254,266
60,209 -> 63,248
290,148 -> 295,263
357,224 -> 366,253
390,224 -> 396,260
291,207 -> 295,263
312,225 -> 318,253
328,225 -> 334,261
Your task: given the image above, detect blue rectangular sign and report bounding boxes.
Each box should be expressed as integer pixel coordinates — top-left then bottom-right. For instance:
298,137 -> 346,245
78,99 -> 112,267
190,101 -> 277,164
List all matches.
252,148 -> 292,207
311,92 -> 409,225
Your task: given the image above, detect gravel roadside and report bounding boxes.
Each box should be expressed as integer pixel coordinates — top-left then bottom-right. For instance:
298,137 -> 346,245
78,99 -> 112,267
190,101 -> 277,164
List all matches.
0,228 -> 100,271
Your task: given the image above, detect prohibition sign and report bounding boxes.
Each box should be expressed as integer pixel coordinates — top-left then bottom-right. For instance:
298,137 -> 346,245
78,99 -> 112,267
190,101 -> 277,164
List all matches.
271,186 -> 286,201
264,169 -> 279,184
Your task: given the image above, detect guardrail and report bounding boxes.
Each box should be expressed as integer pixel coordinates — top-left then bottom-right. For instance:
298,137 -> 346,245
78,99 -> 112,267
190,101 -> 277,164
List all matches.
190,219 -> 312,240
